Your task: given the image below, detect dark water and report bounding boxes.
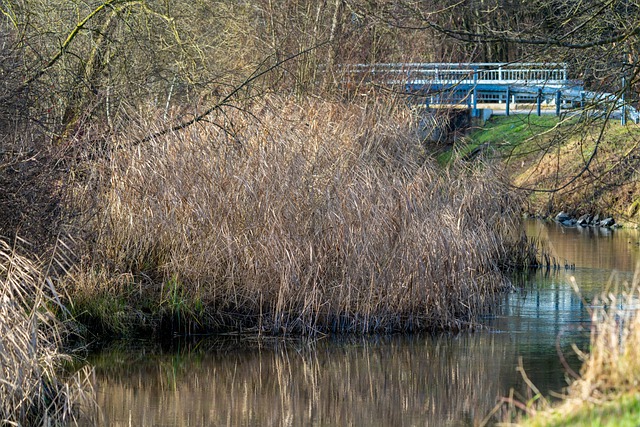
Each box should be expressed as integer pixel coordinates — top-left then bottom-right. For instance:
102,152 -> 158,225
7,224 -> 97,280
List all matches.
83,220 -> 640,427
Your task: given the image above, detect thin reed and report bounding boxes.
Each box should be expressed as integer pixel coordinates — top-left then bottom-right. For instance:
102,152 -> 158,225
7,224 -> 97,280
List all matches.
0,239 -> 93,425
568,271 -> 640,402
72,96 -> 529,335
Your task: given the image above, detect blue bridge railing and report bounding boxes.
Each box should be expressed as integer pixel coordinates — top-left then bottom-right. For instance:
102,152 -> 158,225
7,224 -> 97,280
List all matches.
340,63 -> 637,123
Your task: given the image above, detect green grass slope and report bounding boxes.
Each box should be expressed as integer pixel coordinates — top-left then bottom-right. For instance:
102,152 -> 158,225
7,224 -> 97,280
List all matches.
520,394 -> 640,427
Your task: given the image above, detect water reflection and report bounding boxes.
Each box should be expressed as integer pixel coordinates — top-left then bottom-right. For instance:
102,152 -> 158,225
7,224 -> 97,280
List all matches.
85,335 -> 521,427
81,221 -> 640,426
526,220 -> 640,271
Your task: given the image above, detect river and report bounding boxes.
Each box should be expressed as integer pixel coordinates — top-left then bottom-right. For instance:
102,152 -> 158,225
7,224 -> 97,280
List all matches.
81,220 -> 640,426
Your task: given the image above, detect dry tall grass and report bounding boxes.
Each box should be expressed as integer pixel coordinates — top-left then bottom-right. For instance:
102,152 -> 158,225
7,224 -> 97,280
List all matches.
0,239 -> 93,425
71,96 -> 531,335
565,271 -> 640,402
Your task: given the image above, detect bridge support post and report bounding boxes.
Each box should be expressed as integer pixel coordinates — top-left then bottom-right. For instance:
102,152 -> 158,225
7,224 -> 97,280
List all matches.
472,67 -> 478,117
505,87 -> 510,116
555,91 -> 561,116
536,88 -> 542,116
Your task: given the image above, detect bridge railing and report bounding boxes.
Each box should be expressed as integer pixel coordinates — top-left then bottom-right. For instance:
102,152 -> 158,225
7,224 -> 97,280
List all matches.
341,63 -> 568,86
339,62 -> 638,124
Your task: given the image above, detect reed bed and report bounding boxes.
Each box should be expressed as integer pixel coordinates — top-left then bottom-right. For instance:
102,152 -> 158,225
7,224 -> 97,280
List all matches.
71,96 -> 530,335
0,239 -> 93,425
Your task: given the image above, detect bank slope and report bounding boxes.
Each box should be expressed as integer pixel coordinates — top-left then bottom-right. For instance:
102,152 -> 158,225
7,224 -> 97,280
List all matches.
458,115 -> 640,225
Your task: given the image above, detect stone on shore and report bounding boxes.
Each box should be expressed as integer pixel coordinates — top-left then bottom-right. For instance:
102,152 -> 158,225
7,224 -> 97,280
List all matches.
577,214 -> 591,227
600,217 -> 615,227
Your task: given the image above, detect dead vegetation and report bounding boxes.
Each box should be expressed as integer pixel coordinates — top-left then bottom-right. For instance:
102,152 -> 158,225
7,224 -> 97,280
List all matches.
66,96 -> 534,336
0,239 -> 94,425
498,268 -> 640,426
567,271 -> 640,404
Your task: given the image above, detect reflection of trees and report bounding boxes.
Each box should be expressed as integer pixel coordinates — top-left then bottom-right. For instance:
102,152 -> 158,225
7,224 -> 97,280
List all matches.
83,336 -> 519,426
526,220 -> 640,271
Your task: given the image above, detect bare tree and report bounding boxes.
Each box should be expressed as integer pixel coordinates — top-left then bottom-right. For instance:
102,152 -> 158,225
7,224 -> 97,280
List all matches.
0,0 -> 271,247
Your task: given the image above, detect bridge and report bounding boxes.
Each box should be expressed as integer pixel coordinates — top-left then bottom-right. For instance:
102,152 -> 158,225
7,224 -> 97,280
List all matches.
342,63 -> 638,123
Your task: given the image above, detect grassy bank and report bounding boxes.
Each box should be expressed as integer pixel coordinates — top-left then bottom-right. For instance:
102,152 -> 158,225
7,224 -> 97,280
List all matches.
454,114 -> 640,224
520,394 -> 640,427
64,97 -> 535,337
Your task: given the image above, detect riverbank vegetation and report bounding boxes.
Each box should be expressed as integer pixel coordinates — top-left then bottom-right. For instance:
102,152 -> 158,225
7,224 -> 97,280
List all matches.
0,0 -> 539,340
66,97 -> 536,336
0,240 -> 93,425
456,115 -> 640,225
511,274 -> 640,426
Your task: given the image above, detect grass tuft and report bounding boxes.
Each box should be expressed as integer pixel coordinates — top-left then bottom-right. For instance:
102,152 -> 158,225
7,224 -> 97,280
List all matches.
509,268 -> 640,426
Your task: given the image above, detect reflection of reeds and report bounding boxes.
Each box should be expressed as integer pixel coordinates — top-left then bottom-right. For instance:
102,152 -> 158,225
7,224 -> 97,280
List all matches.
85,335 -> 517,427
525,220 -> 640,272
72,96 -> 531,335
0,239 -> 93,425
